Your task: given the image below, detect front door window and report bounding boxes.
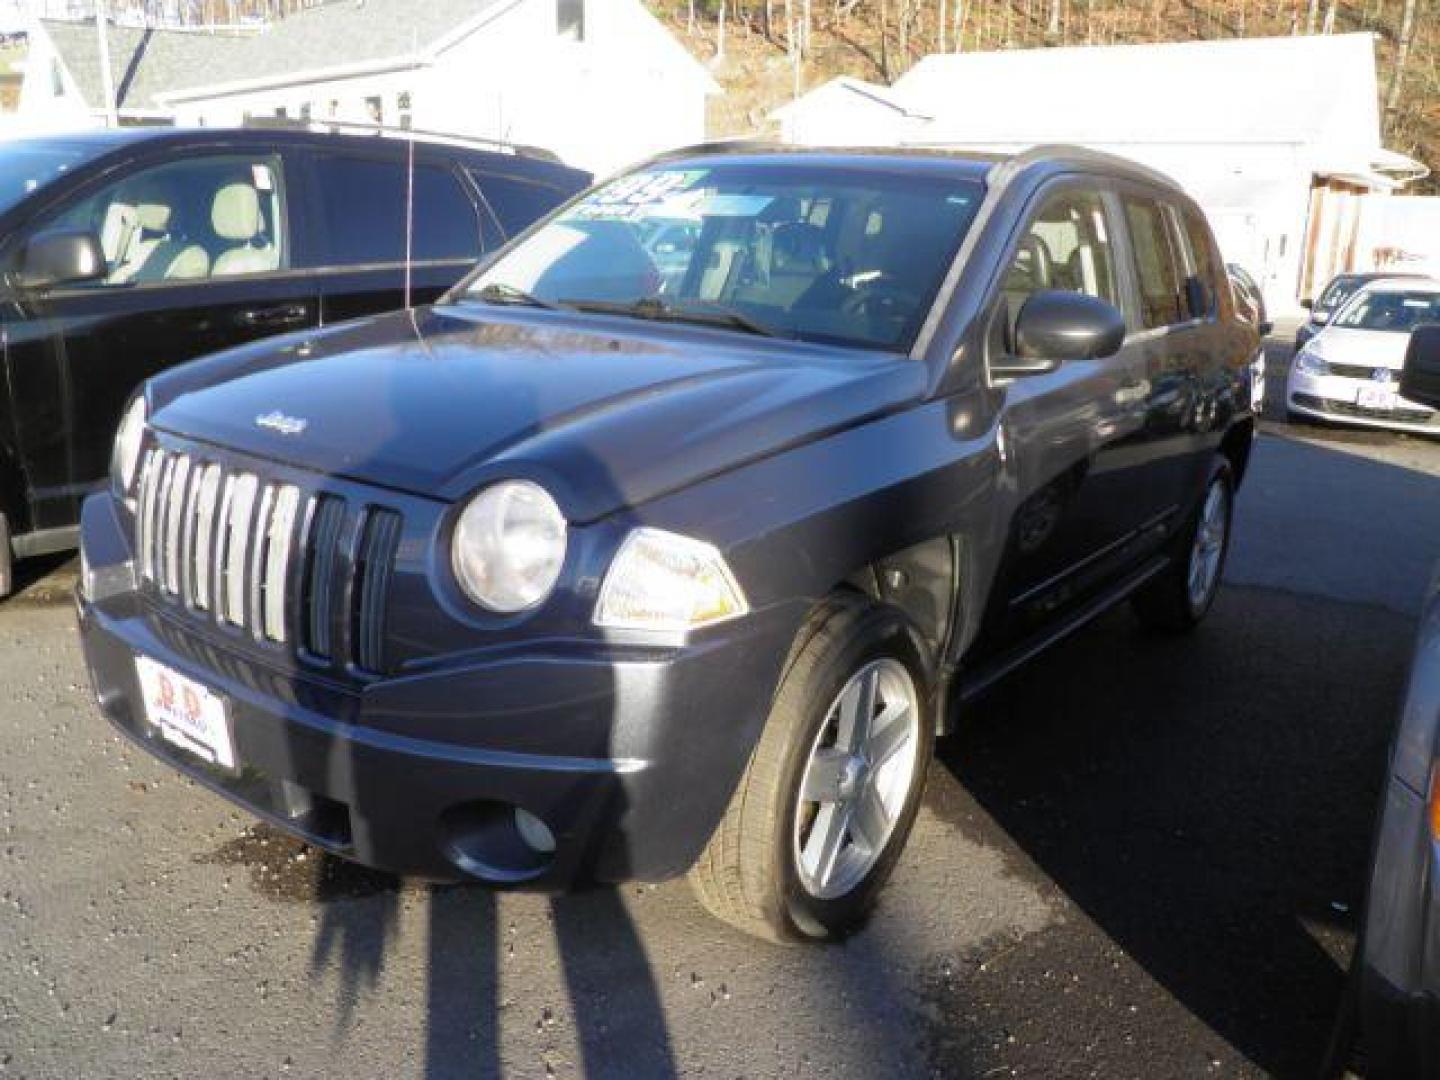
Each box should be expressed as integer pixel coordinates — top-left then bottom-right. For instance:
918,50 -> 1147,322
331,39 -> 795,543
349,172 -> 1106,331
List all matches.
42,154 -> 288,286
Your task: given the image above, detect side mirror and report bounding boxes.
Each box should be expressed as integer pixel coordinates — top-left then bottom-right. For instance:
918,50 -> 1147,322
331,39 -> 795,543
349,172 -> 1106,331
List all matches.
1313,309 -> 1331,325
1400,324 -> 1440,411
1300,298 -> 1313,311
16,229 -> 107,290
994,290 -> 1126,377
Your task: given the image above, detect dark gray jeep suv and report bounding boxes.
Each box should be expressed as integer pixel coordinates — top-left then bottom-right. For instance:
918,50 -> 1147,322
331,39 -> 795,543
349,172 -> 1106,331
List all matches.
76,145 -> 1257,943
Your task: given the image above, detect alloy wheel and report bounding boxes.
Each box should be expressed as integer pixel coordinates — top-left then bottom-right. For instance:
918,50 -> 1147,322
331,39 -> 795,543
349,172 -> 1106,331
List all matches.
792,658 -> 922,900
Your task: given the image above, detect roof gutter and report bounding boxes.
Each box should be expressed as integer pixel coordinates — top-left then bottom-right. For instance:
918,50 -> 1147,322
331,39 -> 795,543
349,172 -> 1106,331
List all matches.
155,52 -> 430,105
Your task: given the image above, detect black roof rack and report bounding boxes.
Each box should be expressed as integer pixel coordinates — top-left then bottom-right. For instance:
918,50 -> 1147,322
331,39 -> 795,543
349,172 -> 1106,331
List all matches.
241,117 -> 561,163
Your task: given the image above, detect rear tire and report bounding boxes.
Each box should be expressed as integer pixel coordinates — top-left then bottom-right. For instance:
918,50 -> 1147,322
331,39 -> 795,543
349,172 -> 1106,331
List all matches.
1131,458 -> 1233,634
689,595 -> 933,944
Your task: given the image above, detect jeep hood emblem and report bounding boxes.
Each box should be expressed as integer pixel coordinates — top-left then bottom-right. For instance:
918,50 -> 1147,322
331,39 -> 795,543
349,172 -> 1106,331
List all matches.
255,411 -> 308,436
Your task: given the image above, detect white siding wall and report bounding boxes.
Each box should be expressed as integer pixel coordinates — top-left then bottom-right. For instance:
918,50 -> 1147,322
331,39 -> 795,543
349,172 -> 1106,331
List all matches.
172,0 -> 712,177
12,25 -> 94,132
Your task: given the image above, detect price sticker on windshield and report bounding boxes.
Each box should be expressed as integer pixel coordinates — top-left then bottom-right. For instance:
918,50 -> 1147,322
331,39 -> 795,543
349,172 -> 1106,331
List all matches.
575,170 -> 705,222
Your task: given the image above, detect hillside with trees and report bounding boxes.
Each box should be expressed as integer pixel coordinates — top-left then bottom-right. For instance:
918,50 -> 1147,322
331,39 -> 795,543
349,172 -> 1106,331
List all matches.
645,0 -> 1436,190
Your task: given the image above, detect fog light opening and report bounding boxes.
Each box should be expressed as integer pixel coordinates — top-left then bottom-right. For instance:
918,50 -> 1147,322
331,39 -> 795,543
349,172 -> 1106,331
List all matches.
440,800 -> 556,884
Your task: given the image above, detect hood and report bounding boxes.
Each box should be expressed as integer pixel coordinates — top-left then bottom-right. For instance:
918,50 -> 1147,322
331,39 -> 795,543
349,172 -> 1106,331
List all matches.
1314,325 -> 1413,369
150,305 -> 925,522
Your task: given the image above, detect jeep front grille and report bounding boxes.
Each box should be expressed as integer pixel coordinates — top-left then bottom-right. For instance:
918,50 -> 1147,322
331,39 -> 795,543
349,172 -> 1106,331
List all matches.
134,447 -> 400,674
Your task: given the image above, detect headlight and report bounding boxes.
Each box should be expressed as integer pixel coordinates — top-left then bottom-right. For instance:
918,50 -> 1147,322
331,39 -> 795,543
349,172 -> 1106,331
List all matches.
112,394 -> 147,496
452,480 -> 567,613
1294,345 -> 1329,376
594,527 -> 748,633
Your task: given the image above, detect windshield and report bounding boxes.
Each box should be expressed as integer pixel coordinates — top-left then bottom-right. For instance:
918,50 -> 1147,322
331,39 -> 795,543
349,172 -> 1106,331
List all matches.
465,161 -> 985,351
1333,289 -> 1440,332
0,142 -> 98,216
1314,276 -> 1363,317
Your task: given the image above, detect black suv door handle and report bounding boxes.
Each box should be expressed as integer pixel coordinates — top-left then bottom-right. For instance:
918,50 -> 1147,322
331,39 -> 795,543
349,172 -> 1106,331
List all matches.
237,303 -> 309,329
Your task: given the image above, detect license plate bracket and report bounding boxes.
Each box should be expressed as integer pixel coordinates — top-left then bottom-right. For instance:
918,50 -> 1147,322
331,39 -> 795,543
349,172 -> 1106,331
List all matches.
135,655 -> 236,771
1356,383 -> 1398,411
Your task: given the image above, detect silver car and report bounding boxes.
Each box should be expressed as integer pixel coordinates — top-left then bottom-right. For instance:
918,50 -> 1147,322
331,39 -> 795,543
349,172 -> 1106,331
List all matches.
1332,325 -> 1440,1077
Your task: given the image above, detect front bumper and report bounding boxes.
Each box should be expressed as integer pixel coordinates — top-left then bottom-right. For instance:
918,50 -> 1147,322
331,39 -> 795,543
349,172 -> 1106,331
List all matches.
1287,368 -> 1439,435
1359,774 -> 1440,1078
77,493 -> 802,889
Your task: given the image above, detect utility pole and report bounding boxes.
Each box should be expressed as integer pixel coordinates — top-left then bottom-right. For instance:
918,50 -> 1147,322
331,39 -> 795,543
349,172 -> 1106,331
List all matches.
95,0 -> 118,128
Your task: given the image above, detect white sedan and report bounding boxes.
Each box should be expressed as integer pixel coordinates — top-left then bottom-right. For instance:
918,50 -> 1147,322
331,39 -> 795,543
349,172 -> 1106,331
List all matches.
1287,278 -> 1440,434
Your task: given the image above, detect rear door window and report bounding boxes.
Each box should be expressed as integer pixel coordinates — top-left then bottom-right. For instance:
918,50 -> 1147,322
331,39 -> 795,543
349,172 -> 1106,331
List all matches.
1122,195 -> 1186,329
311,155 -> 483,267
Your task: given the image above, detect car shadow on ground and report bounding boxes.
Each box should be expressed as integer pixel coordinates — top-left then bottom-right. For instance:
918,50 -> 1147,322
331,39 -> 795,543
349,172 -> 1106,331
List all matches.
4,551 -> 76,606
940,431 -> 1440,1077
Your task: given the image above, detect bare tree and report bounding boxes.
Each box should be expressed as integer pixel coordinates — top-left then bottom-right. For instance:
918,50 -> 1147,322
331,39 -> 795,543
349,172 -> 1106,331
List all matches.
1048,0 -> 1062,36
1304,0 -> 1319,33
1321,0 -> 1338,33
1386,0 -> 1419,113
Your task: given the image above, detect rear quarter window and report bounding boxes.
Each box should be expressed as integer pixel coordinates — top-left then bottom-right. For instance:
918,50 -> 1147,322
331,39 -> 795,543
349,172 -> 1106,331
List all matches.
469,171 -> 571,237
1180,207 -> 1225,319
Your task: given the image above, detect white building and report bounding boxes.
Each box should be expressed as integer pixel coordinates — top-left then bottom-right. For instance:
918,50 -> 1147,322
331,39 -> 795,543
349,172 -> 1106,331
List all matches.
773,33 -> 1428,317
19,0 -> 719,175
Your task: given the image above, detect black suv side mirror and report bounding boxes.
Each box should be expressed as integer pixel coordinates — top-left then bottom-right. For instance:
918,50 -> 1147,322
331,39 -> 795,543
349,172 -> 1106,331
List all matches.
994,290 -> 1126,377
16,229 -> 107,290
1400,324 -> 1440,411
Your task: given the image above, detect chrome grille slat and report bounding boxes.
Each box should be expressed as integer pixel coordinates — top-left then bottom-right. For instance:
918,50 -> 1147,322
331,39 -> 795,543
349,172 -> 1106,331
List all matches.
192,464 -> 223,611
263,486 -> 301,643
222,473 -> 259,627
162,455 -> 191,595
136,448 -> 163,583
247,483 -> 277,639
133,447 -> 399,674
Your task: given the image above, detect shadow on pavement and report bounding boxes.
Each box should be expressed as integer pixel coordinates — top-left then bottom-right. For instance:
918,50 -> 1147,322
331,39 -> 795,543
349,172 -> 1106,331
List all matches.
940,433 -> 1440,1077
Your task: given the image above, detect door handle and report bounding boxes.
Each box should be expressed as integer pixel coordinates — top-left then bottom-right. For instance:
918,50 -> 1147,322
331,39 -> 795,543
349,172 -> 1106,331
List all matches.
236,303 -> 309,329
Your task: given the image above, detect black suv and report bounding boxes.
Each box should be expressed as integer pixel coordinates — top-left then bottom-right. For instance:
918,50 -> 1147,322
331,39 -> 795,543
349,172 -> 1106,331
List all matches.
0,126 -> 587,593
77,145 -> 1257,943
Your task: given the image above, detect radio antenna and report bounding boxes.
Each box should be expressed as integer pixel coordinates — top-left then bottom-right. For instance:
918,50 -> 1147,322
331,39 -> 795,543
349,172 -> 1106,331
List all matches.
403,126 -> 416,309
403,30 -> 418,310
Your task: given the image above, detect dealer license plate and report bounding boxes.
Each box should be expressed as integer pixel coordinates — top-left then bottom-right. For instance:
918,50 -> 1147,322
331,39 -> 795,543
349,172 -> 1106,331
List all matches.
1356,384 -> 1397,411
135,656 -> 236,770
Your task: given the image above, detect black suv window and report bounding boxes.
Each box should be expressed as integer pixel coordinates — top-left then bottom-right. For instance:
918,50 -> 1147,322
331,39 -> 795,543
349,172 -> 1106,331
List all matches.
312,156 -> 482,267
1122,195 -> 1186,329
1003,188 -> 1120,325
43,154 -> 288,285
470,171 -> 569,237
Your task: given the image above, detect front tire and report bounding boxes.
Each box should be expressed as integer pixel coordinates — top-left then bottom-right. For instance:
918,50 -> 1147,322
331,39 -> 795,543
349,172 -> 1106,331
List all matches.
1131,458 -> 1234,633
689,596 -> 933,944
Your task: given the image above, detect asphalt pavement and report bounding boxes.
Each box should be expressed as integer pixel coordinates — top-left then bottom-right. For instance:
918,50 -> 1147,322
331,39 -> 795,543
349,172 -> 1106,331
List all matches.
3,331 -> 1437,1079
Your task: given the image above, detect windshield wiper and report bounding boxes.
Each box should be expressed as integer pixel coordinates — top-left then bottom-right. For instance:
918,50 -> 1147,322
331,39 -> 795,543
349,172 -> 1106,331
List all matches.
471,282 -> 565,311
562,297 -> 787,339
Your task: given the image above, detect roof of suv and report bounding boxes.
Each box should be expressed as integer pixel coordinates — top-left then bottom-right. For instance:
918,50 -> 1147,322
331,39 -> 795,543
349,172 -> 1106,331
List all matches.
1,126 -> 588,183
650,141 -> 1186,193
1354,276 -> 1440,295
